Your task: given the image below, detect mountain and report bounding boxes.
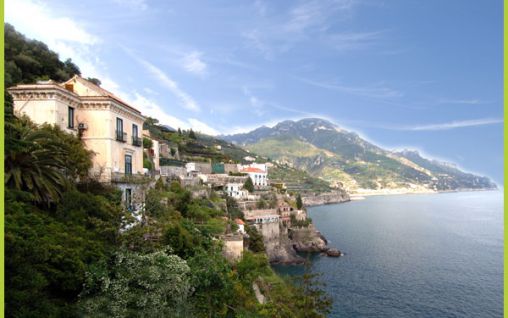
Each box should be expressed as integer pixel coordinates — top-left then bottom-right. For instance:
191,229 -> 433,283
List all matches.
223,118 -> 497,193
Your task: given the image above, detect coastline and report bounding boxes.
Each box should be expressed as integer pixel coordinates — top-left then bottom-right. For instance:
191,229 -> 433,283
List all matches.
349,187 -> 499,199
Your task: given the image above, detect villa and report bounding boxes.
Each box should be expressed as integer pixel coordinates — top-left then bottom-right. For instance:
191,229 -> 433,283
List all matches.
8,75 -> 151,209
240,166 -> 268,187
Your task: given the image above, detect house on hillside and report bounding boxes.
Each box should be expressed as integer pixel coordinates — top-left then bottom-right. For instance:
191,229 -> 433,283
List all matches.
8,75 -> 148,210
225,182 -> 248,199
240,166 -> 268,188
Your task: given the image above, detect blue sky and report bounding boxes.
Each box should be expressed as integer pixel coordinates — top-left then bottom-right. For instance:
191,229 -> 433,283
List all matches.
6,0 -> 503,184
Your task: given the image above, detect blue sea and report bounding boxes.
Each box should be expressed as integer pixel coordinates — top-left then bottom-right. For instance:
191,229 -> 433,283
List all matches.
274,191 -> 503,317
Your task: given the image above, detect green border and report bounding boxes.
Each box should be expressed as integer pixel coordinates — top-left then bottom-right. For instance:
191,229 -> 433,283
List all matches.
503,0 -> 507,315
0,7 -> 4,318
0,0 -> 5,316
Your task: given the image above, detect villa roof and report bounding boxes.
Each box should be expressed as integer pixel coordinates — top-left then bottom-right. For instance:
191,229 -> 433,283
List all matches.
62,75 -> 143,115
241,167 -> 265,173
234,219 -> 245,225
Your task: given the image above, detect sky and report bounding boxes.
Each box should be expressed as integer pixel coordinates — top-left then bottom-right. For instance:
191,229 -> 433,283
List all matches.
5,0 -> 503,184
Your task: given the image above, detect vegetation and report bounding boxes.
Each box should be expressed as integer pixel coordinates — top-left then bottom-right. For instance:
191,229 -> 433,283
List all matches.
5,23 -> 333,318
296,193 -> 303,209
243,177 -> 255,193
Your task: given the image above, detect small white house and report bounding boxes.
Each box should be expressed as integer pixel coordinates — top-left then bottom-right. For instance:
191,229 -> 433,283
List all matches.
234,219 -> 245,234
226,183 -> 248,199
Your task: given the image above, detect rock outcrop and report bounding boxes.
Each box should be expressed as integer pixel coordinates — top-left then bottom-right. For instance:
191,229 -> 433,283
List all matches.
302,190 -> 350,207
289,224 -> 328,253
256,222 -> 304,264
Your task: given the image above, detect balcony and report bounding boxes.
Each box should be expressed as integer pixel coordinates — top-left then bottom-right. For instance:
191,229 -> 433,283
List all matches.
116,131 -> 127,142
132,136 -> 142,147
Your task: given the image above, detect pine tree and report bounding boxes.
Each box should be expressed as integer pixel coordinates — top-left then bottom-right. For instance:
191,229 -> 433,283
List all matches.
296,193 -> 303,209
244,177 -> 255,193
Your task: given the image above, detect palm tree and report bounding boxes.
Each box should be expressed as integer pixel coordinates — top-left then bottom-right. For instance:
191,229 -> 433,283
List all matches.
5,117 -> 70,204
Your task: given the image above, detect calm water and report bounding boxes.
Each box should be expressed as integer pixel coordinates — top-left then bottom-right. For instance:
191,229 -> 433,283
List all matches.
275,191 -> 503,317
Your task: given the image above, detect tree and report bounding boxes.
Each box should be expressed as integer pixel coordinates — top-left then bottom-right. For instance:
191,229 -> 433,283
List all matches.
187,248 -> 235,317
244,177 -> 255,193
189,129 -> 197,140
226,197 -> 244,220
79,250 -> 192,318
5,188 -> 123,318
245,226 -> 265,253
85,77 -> 101,86
6,117 -> 70,203
296,193 -> 303,209
143,137 -> 153,149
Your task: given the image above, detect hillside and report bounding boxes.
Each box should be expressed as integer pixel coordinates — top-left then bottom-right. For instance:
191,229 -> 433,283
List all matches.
223,118 -> 497,193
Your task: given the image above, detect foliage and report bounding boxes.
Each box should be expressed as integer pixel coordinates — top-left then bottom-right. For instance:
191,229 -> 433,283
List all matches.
296,193 -> 303,209
5,116 -> 93,204
245,225 -> 265,253
187,248 -> 235,317
79,249 -> 192,318
226,196 -> 244,220
85,77 -> 101,86
143,137 -> 153,149
243,177 -> 255,193
5,23 -> 80,88
5,188 -> 122,318
189,128 -> 197,139
290,214 -> 312,228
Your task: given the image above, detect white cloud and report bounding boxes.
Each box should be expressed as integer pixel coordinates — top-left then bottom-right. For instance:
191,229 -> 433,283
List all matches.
112,0 -> 148,11
243,0 -> 363,58
406,118 -> 503,131
297,77 -> 403,99
5,0 -> 127,95
188,118 -> 219,135
130,93 -> 219,135
437,98 -> 488,105
135,57 -> 201,112
182,51 -> 207,76
6,0 -> 99,46
325,31 -> 384,52
284,0 -> 355,33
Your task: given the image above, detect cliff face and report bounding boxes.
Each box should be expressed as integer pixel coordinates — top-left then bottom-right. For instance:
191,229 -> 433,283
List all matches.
303,190 -> 350,207
289,224 -> 328,253
255,222 -> 304,264
255,222 -> 332,264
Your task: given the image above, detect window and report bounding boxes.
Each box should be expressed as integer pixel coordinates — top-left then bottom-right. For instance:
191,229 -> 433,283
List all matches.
132,124 -> 138,137
68,107 -> 75,128
125,155 -> 132,175
116,118 -> 124,141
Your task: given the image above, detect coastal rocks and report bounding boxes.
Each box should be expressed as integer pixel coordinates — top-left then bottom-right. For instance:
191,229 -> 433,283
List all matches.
326,248 -> 341,257
289,224 -> 328,253
256,222 -> 305,264
302,190 -> 350,207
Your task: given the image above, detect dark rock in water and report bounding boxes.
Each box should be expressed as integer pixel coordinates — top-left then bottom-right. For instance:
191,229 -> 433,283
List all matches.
326,248 -> 341,257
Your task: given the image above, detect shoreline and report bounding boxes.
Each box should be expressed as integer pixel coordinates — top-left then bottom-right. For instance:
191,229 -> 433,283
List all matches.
349,187 -> 499,199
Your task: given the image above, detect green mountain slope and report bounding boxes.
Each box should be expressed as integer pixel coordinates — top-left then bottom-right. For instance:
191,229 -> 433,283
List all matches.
223,118 -> 497,192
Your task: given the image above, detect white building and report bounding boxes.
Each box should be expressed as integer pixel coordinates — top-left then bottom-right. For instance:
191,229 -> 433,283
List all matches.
241,167 -> 268,187
225,183 -> 248,199
234,219 -> 246,234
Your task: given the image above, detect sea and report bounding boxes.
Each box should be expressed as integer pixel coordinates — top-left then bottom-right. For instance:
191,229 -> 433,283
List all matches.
274,191 -> 503,317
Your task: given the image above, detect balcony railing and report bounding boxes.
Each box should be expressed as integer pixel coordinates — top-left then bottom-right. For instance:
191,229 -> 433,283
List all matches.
132,136 -> 142,147
116,131 -> 127,142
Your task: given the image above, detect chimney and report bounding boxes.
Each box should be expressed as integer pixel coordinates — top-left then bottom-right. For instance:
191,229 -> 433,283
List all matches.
65,83 -> 74,92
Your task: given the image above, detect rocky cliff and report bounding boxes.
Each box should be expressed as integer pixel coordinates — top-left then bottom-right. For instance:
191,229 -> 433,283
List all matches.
303,190 -> 350,207
255,222 -> 304,264
289,224 -> 328,253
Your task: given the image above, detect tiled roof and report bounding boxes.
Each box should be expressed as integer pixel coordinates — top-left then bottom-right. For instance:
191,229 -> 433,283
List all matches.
64,75 -> 143,115
241,167 -> 266,173
234,218 -> 245,225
